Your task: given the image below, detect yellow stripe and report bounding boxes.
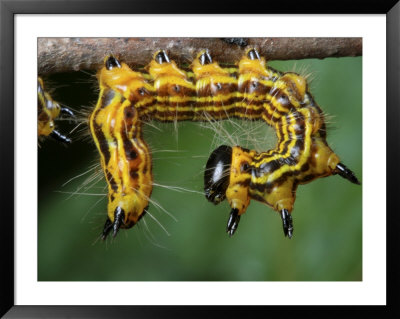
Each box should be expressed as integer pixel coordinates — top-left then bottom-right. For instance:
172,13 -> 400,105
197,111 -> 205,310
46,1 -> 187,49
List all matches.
254,109 -> 312,183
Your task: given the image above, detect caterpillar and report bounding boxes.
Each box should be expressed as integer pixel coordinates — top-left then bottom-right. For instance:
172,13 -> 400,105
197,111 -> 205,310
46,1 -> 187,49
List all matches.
89,48 -> 360,240
38,77 -> 74,144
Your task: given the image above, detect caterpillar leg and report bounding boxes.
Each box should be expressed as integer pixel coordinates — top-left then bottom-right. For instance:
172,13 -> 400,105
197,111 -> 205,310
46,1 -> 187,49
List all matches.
60,107 -> 75,118
102,205 -> 149,240
281,209 -> 293,239
226,208 -> 240,237
102,218 -> 113,240
335,162 -> 361,185
102,206 -> 128,240
49,129 -> 71,144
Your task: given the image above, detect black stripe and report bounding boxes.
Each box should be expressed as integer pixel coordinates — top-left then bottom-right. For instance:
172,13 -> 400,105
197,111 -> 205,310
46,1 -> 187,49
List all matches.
106,169 -> 118,192
92,116 -> 111,165
100,88 -> 117,109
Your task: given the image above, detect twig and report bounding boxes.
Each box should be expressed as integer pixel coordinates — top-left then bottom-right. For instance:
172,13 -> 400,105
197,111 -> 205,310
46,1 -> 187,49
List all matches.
38,37 -> 362,75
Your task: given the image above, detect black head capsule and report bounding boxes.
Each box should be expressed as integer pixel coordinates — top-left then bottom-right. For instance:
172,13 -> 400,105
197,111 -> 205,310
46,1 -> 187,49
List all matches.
199,50 -> 213,65
155,50 -> 170,64
247,48 -> 261,61
105,56 -> 121,70
204,145 -> 232,204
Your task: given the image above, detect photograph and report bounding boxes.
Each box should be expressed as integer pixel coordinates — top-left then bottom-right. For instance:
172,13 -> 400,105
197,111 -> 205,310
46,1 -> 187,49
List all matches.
37,37 -> 362,282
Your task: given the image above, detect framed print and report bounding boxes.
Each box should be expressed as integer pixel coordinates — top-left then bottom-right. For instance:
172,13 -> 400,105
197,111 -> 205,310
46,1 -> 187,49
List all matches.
1,0 -> 399,318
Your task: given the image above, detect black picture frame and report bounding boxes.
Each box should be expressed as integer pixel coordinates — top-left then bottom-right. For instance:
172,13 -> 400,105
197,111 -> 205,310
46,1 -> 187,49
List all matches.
1,0 -> 399,317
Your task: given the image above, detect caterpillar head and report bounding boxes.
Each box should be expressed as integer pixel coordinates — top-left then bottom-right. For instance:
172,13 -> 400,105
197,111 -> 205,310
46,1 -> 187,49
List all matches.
204,145 -> 254,237
204,145 -> 232,204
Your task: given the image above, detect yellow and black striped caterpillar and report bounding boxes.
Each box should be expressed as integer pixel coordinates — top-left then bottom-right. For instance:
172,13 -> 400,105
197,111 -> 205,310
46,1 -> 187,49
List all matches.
38,77 -> 74,144
89,48 -> 360,240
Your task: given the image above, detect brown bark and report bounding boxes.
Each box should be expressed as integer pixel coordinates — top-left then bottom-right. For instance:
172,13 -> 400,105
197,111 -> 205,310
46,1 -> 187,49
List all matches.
38,37 -> 362,75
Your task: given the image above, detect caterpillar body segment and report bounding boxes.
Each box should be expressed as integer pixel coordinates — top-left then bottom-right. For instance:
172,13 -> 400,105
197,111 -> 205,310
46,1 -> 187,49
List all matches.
38,77 -> 61,136
92,49 -> 360,239
37,77 -> 74,144
90,73 -> 152,240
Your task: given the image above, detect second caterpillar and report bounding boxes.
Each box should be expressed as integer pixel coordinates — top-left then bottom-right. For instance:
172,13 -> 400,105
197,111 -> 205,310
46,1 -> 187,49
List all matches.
89,48 -> 360,240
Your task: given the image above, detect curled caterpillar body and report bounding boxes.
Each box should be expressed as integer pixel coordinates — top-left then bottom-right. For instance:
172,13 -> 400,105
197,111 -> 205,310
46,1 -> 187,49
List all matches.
38,77 -> 74,144
91,49 -> 360,240
89,77 -> 152,240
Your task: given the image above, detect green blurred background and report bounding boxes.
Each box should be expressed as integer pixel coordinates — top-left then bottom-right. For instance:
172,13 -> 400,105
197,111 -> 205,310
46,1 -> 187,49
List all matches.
38,54 -> 362,281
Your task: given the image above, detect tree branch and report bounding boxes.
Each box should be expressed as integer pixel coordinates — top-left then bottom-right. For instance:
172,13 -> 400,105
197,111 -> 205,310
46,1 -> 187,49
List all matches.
38,37 -> 362,75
